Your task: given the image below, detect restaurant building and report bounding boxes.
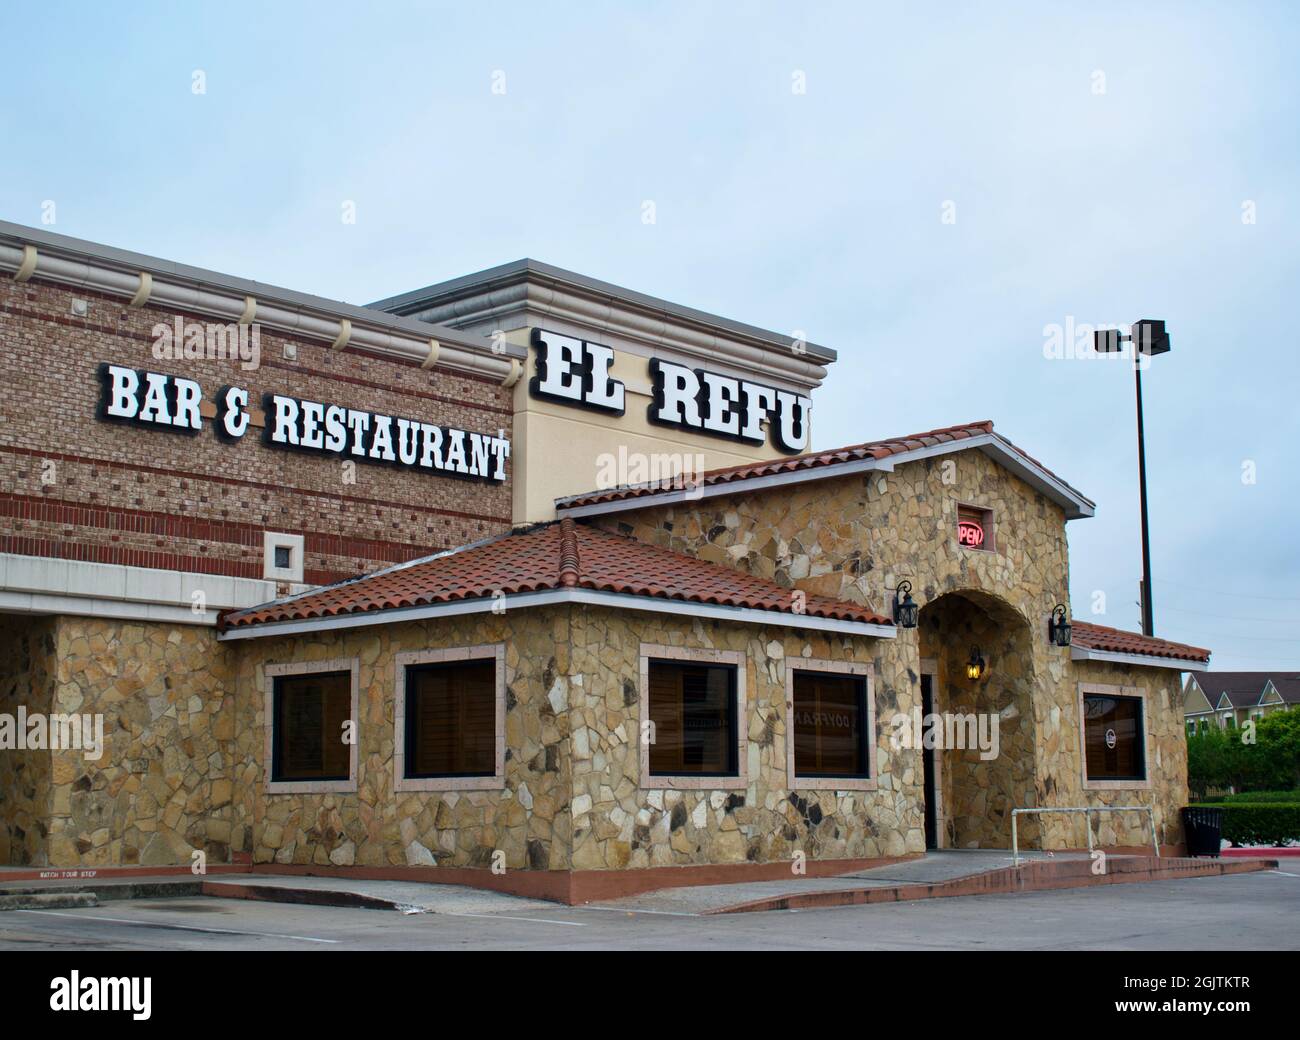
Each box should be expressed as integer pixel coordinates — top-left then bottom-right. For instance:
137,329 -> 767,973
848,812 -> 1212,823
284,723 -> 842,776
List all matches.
0,221 -> 1210,902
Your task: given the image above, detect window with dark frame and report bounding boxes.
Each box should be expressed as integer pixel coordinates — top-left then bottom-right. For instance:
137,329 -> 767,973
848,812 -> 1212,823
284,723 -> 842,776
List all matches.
793,670 -> 869,779
1083,692 -> 1146,782
272,671 -> 351,782
647,659 -> 737,777
404,658 -> 496,778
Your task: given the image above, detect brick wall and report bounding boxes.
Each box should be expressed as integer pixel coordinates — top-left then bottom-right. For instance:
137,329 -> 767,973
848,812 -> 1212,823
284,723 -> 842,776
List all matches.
0,278 -> 514,584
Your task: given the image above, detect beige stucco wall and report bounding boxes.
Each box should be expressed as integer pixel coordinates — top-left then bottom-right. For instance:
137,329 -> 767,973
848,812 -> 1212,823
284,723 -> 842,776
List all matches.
507,328 -> 806,524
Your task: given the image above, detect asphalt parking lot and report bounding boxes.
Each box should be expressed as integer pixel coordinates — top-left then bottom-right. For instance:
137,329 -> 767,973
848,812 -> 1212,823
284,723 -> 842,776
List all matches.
1,869 -> 1297,951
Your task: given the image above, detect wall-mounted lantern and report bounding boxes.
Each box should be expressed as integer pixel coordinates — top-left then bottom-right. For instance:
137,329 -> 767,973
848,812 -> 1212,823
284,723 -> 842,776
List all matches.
1048,603 -> 1072,647
893,580 -> 919,629
965,646 -> 987,681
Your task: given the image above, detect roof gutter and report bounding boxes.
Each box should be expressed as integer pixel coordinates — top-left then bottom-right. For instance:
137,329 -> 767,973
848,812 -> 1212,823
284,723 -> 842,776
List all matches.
0,221 -> 525,382
216,587 -> 897,641
1071,645 -> 1208,672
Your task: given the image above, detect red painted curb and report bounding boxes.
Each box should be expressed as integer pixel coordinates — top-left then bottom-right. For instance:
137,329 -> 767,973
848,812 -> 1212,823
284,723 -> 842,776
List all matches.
0,864 -> 252,884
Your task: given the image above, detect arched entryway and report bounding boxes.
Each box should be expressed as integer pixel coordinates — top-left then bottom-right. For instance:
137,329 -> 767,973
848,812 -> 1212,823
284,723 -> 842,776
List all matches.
916,590 -> 1039,850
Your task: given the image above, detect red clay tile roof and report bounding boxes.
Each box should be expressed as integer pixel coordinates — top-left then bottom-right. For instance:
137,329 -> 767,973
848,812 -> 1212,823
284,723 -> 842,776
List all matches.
220,518 -> 892,631
556,420 -> 1092,513
1072,621 -> 1210,665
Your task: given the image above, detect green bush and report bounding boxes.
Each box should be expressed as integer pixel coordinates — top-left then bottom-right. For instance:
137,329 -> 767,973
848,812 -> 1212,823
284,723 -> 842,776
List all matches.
1187,803 -> 1300,846
1187,711 -> 1300,798
1217,789 -> 1300,804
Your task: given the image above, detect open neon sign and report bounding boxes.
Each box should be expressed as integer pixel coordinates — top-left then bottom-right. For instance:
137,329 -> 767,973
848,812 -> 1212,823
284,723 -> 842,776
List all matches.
957,519 -> 985,548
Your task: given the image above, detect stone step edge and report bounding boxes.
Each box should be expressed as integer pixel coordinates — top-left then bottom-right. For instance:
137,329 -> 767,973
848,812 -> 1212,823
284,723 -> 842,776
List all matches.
0,880 -> 204,902
705,856 -> 1279,915
0,892 -> 99,911
200,880 -> 410,911
0,877 -> 407,913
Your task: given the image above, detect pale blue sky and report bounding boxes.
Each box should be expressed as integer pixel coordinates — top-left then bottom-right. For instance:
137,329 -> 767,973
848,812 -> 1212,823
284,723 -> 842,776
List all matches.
4,2 -> 1297,667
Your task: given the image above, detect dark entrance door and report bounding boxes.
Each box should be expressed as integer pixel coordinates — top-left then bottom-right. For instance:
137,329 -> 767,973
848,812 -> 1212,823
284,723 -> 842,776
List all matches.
921,674 -> 938,850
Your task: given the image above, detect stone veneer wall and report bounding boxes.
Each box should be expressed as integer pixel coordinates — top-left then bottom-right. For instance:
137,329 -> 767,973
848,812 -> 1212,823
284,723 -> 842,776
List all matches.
44,617 -> 237,867
591,451 -> 1070,636
919,591 -> 1041,850
589,449 -> 1190,852
565,606 -> 917,870
9,450 -> 1190,870
228,612 -> 573,871
228,603 -> 918,874
0,614 -> 57,865
1044,659 -> 1188,849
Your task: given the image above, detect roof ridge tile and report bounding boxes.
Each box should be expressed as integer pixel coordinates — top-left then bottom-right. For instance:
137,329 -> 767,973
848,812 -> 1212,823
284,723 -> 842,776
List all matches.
558,517 -> 581,588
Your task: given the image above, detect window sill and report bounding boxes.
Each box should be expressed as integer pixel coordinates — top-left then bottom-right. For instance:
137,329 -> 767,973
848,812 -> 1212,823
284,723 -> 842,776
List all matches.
1081,777 -> 1152,791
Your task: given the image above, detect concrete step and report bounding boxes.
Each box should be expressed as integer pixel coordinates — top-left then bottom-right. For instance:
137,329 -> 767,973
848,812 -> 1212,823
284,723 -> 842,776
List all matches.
0,891 -> 99,911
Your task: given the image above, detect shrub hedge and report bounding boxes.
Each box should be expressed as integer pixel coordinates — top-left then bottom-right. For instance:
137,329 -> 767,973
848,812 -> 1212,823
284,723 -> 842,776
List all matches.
1187,802 -> 1300,846
1216,790 -> 1300,804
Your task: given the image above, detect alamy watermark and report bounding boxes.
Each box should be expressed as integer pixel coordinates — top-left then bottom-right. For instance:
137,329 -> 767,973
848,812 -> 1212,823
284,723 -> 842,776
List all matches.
1042,318 -> 1153,369
151,316 -> 261,371
595,447 -> 706,499
889,708 -> 1000,761
50,971 -> 150,1020
0,707 -> 104,760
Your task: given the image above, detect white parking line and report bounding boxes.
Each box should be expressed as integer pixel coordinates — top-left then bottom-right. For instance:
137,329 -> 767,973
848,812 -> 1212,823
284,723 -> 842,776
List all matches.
570,905 -> 699,917
16,908 -> 341,944
441,911 -> 585,927
1269,870 -> 1300,878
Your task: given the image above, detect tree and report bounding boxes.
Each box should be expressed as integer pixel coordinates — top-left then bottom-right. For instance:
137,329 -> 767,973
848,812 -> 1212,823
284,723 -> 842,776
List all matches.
1187,709 -> 1300,799
1250,709 -> 1300,790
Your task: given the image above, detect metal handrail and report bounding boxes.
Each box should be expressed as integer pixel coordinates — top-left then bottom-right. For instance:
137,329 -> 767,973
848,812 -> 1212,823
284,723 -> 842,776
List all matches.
1010,805 -> 1159,866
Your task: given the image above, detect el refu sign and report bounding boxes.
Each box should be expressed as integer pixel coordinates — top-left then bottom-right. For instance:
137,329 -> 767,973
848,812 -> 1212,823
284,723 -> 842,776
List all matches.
529,328 -> 811,454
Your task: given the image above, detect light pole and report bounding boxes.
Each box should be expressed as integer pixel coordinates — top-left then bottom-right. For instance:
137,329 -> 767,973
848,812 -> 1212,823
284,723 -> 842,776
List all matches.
1094,319 -> 1170,637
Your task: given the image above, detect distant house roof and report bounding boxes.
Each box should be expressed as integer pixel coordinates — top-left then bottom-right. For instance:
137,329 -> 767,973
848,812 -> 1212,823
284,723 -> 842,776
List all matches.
556,420 -> 1096,521
1188,671 -> 1300,709
219,518 -> 893,639
1071,621 -> 1211,666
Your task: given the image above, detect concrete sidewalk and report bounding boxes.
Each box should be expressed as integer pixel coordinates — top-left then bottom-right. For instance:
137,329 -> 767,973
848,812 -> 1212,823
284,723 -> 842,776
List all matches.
0,871 -> 557,916
0,849 -> 1278,917
588,850 -> 1083,914
0,851 -> 1037,912
200,875 -> 559,915
700,850 -> 1277,914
